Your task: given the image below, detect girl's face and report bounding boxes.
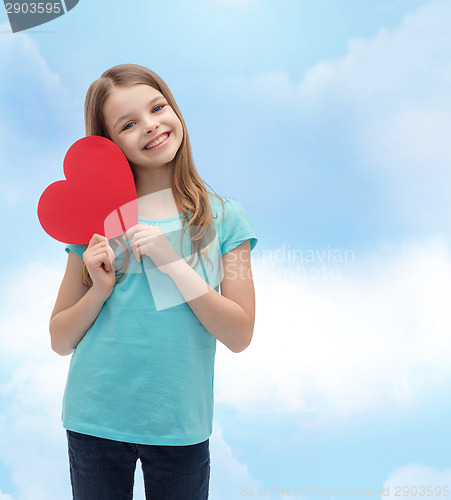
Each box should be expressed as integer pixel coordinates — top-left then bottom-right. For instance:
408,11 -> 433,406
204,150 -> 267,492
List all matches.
103,83 -> 183,173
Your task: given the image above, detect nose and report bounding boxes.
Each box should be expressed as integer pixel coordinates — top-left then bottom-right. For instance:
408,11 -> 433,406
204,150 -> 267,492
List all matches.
143,113 -> 159,133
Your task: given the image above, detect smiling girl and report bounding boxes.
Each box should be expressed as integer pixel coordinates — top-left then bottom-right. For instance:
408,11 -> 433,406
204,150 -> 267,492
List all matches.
49,64 -> 258,500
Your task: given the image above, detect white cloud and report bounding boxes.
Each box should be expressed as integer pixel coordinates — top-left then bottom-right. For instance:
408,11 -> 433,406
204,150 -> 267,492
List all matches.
0,22 -> 79,208
0,259 -> 72,500
0,21 -> 74,145
0,22 -> 63,89
382,464 -> 451,499
0,256 -> 263,499
1,239 -> 450,496
0,491 -> 15,500
295,0 -> 451,126
133,422 -> 264,499
210,424 -> 264,499
224,0 -> 451,230
214,235 -> 451,416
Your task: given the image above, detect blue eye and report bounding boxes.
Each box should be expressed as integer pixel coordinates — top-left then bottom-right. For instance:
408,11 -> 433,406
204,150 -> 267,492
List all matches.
121,105 -> 164,131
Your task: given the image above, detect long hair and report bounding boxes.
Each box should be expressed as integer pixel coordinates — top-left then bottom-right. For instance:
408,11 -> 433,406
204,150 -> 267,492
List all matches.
81,64 -> 225,287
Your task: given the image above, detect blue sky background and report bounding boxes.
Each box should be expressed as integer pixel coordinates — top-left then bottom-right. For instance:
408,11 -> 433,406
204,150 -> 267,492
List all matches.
1,0 -> 451,499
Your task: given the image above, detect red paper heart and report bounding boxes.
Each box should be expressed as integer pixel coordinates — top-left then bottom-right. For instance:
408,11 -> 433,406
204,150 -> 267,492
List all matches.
38,136 -> 138,244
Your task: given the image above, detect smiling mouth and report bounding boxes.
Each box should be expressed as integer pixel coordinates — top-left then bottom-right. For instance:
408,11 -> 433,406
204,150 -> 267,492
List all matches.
143,132 -> 171,150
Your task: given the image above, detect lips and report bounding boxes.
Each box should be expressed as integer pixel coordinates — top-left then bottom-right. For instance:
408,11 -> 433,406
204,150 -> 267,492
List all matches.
143,132 -> 171,150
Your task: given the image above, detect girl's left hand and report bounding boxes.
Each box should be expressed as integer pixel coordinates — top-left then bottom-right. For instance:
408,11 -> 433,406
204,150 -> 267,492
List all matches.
124,224 -> 181,274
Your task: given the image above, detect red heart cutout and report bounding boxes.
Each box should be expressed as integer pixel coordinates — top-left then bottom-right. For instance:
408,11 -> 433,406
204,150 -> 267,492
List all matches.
38,136 -> 138,244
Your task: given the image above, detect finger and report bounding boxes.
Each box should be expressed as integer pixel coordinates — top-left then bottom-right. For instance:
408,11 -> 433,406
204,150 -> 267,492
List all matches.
103,250 -> 115,272
99,248 -> 114,272
86,243 -> 112,262
130,233 -> 150,251
86,248 -> 115,272
89,241 -> 111,252
88,233 -> 109,247
124,224 -> 154,241
130,236 -> 144,263
124,225 -> 142,241
91,251 -> 112,270
139,232 -> 166,245
131,241 -> 141,263
107,245 -> 115,269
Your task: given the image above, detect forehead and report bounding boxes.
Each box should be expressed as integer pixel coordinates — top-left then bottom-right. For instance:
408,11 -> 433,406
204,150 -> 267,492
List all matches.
104,84 -> 165,116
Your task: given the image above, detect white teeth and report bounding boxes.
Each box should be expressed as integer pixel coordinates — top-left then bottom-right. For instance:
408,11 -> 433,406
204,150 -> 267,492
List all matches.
145,133 -> 169,149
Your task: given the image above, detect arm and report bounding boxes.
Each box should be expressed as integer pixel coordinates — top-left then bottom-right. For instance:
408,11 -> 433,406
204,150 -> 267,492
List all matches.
49,252 -> 112,356
49,235 -> 115,356
164,240 -> 256,353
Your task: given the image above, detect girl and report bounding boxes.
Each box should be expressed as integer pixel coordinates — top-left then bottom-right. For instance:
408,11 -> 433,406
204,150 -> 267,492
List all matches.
49,64 -> 258,500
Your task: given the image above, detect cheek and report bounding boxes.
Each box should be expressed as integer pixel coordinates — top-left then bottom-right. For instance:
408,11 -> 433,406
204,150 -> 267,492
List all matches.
120,136 -> 136,152
175,121 -> 184,141
169,112 -> 183,136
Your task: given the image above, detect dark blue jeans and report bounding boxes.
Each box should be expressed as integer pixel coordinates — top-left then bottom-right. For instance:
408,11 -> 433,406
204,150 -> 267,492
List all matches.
66,430 -> 210,500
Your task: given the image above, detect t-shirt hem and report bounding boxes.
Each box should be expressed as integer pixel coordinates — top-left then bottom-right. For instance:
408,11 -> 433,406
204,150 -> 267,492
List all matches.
221,234 -> 258,256
63,421 -> 212,446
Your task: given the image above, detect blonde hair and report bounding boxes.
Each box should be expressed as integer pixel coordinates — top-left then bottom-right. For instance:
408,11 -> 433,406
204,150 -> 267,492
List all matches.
81,63 -> 225,287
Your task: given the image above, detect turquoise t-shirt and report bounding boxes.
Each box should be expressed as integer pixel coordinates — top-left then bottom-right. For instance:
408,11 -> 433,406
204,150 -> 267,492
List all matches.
61,194 -> 258,445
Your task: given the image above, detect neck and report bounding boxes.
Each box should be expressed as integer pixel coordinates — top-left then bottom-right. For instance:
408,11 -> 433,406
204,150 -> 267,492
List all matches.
133,162 -> 173,198
132,162 -> 182,217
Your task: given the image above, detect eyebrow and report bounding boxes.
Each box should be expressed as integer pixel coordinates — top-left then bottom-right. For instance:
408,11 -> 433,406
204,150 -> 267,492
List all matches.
113,95 -> 166,129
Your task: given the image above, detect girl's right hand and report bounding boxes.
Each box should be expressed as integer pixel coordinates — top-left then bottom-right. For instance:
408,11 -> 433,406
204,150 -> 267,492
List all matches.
83,234 -> 116,295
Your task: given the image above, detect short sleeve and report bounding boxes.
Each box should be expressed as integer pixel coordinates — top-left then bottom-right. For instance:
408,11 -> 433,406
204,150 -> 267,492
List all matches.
218,198 -> 258,256
65,244 -> 86,259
